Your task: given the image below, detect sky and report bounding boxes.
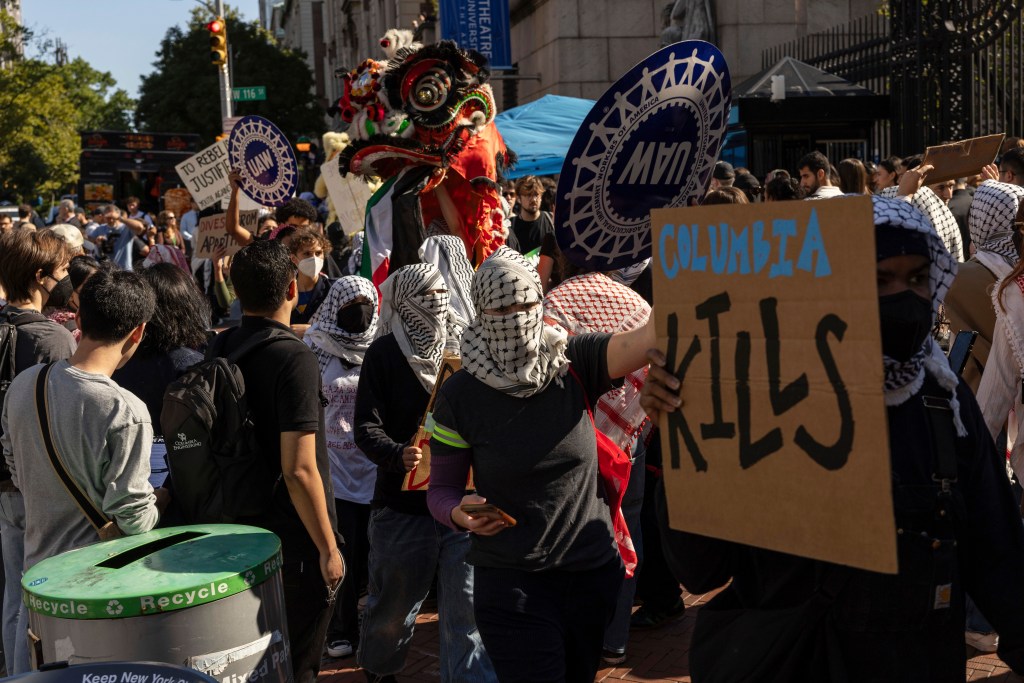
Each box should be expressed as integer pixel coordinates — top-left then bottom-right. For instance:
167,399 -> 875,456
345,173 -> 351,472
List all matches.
20,0 -> 256,99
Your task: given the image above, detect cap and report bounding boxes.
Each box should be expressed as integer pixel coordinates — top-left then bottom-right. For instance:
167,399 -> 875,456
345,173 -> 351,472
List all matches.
49,223 -> 84,250
713,161 -> 735,181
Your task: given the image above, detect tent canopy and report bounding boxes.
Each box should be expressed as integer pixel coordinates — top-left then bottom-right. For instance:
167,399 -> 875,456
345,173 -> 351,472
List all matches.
495,94 -> 595,179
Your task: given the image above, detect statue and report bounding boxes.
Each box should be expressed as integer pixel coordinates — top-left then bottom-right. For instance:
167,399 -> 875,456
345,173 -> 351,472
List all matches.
660,0 -> 716,46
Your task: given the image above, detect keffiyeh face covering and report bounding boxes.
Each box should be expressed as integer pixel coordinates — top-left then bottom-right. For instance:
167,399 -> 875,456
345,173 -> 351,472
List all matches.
872,196 -> 966,435
419,235 -> 475,343
969,179 -> 1024,271
378,263 -> 449,392
305,276 -> 379,373
462,246 -> 568,397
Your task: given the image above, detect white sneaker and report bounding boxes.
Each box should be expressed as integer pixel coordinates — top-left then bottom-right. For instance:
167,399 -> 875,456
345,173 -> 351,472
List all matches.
326,639 -> 354,658
965,630 -> 998,653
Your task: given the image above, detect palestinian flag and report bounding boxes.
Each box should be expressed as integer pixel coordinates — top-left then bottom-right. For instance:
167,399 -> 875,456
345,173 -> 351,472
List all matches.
360,166 -> 435,288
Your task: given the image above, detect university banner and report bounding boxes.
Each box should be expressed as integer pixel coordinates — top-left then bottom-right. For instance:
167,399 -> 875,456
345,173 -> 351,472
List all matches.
439,0 -> 511,69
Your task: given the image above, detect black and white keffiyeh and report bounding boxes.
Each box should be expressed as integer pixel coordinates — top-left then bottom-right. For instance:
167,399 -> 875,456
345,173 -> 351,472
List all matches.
378,263 -> 450,392
968,179 -> 1024,277
462,246 -> 569,397
873,195 -> 966,435
419,235 -> 475,342
305,276 -> 379,373
880,185 -> 963,262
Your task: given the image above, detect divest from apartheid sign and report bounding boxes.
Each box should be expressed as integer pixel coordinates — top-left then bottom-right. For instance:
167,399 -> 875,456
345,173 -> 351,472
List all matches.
651,195 -> 897,574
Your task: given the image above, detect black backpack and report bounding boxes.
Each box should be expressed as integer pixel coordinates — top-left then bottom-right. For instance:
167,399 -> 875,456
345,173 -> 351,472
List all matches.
0,309 -> 50,483
160,327 -> 299,523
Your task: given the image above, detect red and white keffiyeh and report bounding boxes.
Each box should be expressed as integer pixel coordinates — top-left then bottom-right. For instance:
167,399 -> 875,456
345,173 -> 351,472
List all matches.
543,272 -> 651,456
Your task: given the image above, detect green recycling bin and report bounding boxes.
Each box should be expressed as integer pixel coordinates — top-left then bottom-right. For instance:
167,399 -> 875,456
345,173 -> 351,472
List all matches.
22,524 -> 292,683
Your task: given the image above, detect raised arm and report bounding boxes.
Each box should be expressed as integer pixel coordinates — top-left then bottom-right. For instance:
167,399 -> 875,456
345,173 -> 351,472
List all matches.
225,168 -> 254,247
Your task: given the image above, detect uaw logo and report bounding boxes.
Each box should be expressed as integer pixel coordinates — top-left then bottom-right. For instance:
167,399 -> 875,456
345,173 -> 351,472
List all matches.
556,40 -> 731,271
228,116 -> 299,208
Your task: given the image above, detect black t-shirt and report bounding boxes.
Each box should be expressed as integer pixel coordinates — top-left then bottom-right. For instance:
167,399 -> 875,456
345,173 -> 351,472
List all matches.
291,275 -> 332,326
113,346 -> 204,432
511,211 -> 554,255
431,333 -> 621,571
215,316 -> 339,557
353,333 -> 431,516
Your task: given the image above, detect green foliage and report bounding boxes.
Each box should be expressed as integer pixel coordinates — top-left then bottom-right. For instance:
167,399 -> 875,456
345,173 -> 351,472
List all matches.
0,10 -> 135,201
135,8 -> 325,146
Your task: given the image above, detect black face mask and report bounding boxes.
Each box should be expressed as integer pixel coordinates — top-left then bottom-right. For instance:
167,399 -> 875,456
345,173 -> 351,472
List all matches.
46,274 -> 73,309
337,301 -> 374,334
878,289 -> 933,362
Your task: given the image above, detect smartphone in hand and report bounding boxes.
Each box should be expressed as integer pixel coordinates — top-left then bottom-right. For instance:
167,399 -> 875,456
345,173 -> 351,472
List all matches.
460,503 -> 517,527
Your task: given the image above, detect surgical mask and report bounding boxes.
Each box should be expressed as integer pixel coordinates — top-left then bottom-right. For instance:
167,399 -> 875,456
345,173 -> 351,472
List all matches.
878,290 -> 933,362
336,301 -> 374,334
45,274 -> 73,308
297,255 -> 324,278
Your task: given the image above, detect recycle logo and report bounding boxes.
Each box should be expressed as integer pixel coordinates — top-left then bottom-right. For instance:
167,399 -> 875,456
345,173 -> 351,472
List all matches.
243,570 -> 256,586
105,599 -> 124,616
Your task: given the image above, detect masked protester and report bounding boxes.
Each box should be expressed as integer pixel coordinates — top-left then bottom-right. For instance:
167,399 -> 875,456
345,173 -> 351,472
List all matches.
353,264 -> 496,683
419,235 -> 475,344
0,230 -> 77,674
945,180 -> 1024,390
303,276 -> 379,661
640,195 -> 1024,681
426,246 -> 657,683
288,229 -> 334,335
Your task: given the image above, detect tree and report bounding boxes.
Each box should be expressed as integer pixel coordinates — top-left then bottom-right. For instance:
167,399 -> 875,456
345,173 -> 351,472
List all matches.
135,8 -> 325,147
0,11 -> 135,202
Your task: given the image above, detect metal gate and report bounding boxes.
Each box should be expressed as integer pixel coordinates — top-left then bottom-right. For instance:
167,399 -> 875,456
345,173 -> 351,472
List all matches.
763,1 -> 1023,158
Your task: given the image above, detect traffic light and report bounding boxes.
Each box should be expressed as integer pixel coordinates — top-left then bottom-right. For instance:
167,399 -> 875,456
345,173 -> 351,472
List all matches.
206,17 -> 227,66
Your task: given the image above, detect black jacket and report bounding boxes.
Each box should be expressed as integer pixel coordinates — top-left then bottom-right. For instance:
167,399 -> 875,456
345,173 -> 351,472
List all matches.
659,374 -> 1024,681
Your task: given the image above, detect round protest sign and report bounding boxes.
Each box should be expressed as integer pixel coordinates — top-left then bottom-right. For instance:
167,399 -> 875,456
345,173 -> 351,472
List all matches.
555,40 -> 731,270
228,116 -> 298,207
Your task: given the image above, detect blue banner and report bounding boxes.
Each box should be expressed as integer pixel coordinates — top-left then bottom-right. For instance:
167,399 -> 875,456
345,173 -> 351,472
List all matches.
439,0 -> 512,70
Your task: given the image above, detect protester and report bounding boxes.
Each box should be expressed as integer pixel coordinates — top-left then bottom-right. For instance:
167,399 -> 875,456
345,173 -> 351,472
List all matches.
945,176 -> 1024,389
838,157 -> 871,194
45,254 -> 103,336
732,171 -> 762,203
3,268 -> 166,572
426,246 -> 657,683
304,277 -> 379,661
710,160 -> 735,189
873,156 -> 901,192
798,151 -> 843,199
289,228 -> 333,334
703,187 -> 748,205
419,235 -> 475,343
765,176 -> 804,202
112,264 -> 209,487
0,230 -> 76,673
507,175 -> 554,255
641,194 -> 1024,680
89,205 -> 149,271
215,239 -> 343,683
354,263 -> 495,683
542,262 -> 652,666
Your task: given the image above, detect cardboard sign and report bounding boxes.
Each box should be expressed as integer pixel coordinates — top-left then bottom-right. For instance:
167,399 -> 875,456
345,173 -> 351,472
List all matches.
174,140 -> 231,210
320,160 -> 374,234
402,354 -> 474,491
228,116 -> 298,207
163,187 -> 193,221
922,133 -> 1005,185
651,196 -> 896,574
555,40 -> 731,271
193,210 -> 259,259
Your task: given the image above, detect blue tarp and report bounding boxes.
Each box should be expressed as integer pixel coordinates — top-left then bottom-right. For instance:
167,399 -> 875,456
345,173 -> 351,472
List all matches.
495,94 -> 596,179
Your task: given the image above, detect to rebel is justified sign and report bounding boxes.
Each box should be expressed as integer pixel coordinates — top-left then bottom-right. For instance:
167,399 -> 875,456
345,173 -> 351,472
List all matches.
174,140 -> 231,211
651,196 -> 897,574
193,211 -> 259,259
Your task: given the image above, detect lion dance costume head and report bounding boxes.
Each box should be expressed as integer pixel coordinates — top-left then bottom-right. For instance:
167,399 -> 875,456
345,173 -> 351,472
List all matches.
332,39 -> 514,285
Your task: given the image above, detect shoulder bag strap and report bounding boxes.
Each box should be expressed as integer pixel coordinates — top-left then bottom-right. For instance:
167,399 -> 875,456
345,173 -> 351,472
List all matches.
34,363 -> 115,533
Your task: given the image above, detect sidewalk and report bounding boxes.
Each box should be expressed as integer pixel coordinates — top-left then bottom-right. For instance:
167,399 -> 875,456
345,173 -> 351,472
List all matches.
317,590 -> 1024,683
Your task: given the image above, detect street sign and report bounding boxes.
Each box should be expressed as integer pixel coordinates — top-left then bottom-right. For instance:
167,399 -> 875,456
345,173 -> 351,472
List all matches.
232,86 -> 266,101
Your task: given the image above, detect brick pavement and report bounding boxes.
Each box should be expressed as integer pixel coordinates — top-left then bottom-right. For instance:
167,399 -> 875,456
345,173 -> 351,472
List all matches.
318,591 -> 1024,683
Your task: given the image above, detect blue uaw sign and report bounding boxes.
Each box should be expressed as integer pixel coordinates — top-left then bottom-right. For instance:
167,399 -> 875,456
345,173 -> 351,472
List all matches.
556,41 -> 731,270
228,116 -> 298,207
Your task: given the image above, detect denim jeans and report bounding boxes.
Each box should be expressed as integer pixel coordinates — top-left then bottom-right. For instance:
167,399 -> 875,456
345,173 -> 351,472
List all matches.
0,490 -> 28,674
603,438 -> 647,653
357,507 -> 495,683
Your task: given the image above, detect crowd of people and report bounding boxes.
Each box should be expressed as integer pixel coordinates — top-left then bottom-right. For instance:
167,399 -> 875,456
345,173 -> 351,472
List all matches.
0,135 -> 1023,683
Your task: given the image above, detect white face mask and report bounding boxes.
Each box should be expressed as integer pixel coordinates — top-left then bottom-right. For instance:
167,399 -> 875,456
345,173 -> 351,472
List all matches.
298,255 -> 324,278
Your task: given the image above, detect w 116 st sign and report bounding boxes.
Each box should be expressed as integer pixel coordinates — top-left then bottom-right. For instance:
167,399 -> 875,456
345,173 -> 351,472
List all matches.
232,86 -> 266,102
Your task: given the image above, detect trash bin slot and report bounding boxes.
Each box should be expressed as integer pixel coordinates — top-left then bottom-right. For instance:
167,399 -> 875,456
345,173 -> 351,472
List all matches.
97,531 -> 210,569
